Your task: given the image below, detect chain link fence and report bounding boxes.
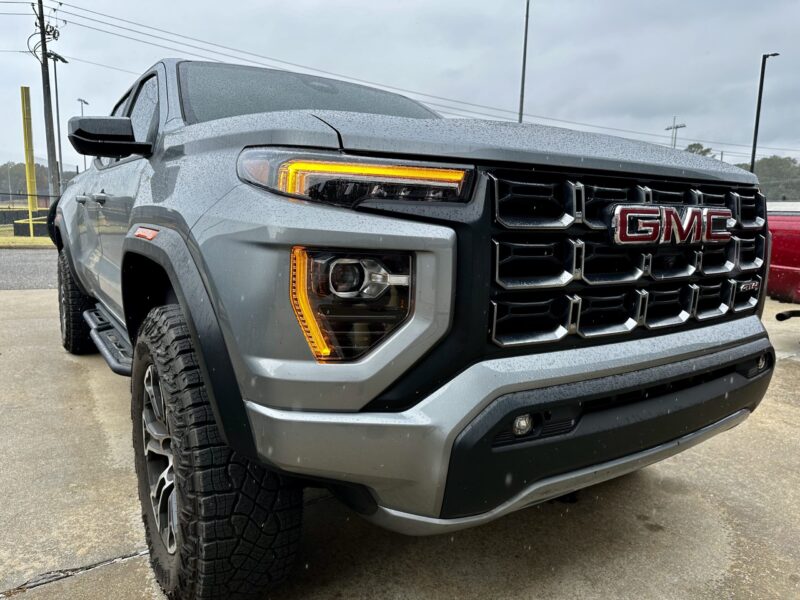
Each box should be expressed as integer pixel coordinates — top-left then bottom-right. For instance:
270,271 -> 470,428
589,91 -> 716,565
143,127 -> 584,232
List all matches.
0,191 -> 53,247
1,159 -> 73,247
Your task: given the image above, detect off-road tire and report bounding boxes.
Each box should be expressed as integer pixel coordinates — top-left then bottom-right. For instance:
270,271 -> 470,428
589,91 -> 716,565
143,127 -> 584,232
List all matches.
57,250 -> 96,354
132,305 -> 302,599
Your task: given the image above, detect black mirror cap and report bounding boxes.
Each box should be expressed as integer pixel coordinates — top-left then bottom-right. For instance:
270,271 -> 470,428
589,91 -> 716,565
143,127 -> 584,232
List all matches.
68,116 -> 152,158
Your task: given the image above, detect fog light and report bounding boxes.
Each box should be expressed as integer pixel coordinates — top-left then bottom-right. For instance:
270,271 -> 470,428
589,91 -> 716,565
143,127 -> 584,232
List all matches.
757,355 -> 767,371
290,247 -> 413,362
512,414 -> 532,436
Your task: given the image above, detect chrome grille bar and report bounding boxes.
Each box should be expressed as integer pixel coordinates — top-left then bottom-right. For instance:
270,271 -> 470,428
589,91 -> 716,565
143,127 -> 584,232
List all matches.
489,169 -> 767,348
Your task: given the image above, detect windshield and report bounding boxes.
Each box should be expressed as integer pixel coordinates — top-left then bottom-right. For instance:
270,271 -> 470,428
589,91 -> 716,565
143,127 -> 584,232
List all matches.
178,61 -> 438,124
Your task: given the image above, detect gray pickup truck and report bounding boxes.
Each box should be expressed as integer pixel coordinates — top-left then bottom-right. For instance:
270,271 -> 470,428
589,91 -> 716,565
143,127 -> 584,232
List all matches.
49,58 -> 774,599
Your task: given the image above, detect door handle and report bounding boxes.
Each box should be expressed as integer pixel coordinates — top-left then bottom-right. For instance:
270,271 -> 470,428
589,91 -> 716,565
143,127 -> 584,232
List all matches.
75,195 -> 89,205
90,192 -> 109,205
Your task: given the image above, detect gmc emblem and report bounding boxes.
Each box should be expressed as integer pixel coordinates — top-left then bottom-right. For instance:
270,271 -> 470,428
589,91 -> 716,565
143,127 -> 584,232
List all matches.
612,206 -> 733,245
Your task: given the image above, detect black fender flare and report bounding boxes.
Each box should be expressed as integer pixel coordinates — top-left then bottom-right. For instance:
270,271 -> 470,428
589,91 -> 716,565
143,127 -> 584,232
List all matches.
50,204 -> 93,298
122,226 -> 258,458
46,198 -> 59,246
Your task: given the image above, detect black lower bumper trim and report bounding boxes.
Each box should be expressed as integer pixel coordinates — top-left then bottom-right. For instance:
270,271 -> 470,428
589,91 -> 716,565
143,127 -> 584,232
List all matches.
440,337 -> 773,519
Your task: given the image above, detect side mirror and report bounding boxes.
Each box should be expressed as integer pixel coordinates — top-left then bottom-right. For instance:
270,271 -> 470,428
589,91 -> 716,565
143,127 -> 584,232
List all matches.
68,116 -> 152,158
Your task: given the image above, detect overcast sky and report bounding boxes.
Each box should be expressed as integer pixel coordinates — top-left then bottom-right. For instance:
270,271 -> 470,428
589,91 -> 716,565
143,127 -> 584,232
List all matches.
1,0 -> 797,172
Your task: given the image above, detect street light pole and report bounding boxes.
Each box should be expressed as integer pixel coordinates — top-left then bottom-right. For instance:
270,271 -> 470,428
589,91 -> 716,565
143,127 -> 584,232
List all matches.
517,0 -> 531,123
750,52 -> 779,173
77,98 -> 89,171
47,51 -> 68,193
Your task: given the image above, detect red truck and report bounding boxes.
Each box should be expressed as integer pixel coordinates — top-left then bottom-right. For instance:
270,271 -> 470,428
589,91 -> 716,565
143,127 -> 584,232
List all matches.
768,202 -> 800,303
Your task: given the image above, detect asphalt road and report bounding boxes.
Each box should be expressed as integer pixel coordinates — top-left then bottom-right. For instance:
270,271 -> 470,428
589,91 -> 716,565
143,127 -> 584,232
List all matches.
1,261 -> 799,598
0,249 -> 57,290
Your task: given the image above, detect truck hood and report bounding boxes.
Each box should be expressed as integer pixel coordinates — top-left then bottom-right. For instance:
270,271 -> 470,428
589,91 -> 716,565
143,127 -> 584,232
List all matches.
310,110 -> 757,185
164,110 -> 341,154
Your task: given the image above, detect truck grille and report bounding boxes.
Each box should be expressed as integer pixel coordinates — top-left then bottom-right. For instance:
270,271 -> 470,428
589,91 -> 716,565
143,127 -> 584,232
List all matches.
490,169 -> 767,347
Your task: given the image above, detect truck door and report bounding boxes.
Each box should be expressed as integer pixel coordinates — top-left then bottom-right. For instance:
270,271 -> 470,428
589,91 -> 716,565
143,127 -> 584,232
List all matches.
70,92 -> 130,296
93,73 -> 161,319
70,168 -> 102,294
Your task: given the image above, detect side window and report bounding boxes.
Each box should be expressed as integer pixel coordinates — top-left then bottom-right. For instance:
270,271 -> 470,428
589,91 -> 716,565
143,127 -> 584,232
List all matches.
128,76 -> 159,143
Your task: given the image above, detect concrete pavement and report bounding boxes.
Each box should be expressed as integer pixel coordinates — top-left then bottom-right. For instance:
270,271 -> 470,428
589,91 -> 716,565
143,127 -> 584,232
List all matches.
0,288 -> 798,599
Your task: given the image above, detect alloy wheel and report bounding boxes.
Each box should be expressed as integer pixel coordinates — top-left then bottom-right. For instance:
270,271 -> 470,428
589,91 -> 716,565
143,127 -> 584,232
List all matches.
141,364 -> 177,554
58,280 -> 67,344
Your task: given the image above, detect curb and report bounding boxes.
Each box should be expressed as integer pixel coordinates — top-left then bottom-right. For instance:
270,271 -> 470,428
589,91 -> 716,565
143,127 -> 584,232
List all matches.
0,243 -> 55,250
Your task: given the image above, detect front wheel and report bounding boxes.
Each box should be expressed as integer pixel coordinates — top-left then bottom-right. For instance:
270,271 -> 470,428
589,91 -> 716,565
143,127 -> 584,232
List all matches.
132,305 -> 303,599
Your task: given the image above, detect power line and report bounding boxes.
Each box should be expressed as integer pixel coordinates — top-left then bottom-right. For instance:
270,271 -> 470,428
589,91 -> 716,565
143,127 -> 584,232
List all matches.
12,35 -> 794,154
12,39 -> 729,147
424,101 -> 516,121
43,1 -> 800,153
47,6 -> 686,139
49,5 -> 288,67
7,39 -> 776,162
652,144 -> 773,160
46,20 -> 230,63
4,3 -> 799,156
42,11 -> 536,125
680,136 -> 799,153
0,41 -> 180,76
51,1 -> 540,110
59,54 -> 139,75
428,98 -> 791,156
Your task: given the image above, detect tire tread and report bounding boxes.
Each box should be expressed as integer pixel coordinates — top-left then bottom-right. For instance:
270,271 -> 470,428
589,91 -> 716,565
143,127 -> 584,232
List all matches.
135,305 -> 302,600
57,251 -> 96,355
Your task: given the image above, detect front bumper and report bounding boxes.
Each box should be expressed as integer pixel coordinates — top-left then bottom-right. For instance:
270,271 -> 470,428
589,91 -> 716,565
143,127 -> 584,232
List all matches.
245,316 -> 773,534
371,409 -> 750,535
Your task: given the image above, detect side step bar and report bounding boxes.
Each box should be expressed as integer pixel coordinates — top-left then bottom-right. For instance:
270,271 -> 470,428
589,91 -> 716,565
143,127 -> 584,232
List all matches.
83,305 -> 133,376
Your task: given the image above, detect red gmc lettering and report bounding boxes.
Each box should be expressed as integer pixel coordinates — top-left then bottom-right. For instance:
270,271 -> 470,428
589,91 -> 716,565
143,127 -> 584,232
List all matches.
615,206 -> 661,244
703,208 -> 733,243
614,205 -> 733,245
662,207 -> 702,243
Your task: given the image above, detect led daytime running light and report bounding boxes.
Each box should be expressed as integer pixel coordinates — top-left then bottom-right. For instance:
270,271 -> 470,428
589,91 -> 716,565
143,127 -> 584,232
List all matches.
290,247 -> 332,360
277,160 -> 466,196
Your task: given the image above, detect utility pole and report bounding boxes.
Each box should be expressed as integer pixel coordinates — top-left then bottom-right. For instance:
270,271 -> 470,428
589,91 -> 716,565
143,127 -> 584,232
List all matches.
750,52 -> 779,173
48,51 -> 68,193
77,98 -> 89,171
34,0 -> 61,198
517,0 -> 531,123
665,116 -> 686,149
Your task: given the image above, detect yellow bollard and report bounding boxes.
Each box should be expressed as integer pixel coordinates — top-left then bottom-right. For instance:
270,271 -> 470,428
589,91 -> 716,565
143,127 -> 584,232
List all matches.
20,86 -> 38,238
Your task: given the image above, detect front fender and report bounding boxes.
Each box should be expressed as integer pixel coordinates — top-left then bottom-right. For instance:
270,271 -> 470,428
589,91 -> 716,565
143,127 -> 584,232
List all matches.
122,226 -> 257,458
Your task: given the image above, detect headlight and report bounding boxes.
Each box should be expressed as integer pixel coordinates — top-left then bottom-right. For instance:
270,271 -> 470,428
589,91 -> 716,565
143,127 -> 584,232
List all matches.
290,247 -> 412,362
238,148 -> 471,208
